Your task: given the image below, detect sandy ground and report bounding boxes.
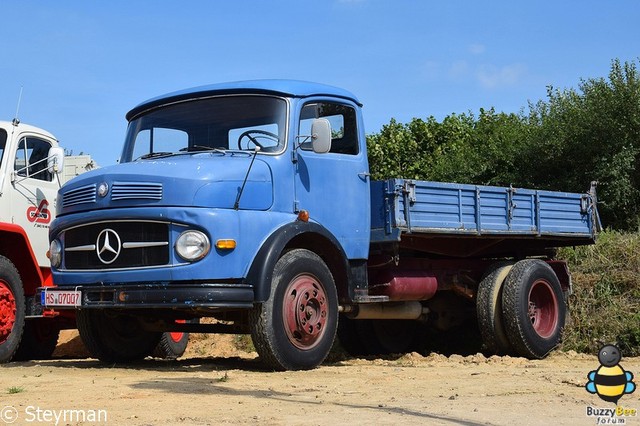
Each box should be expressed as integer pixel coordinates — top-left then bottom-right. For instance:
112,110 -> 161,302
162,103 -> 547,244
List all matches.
0,331 -> 639,426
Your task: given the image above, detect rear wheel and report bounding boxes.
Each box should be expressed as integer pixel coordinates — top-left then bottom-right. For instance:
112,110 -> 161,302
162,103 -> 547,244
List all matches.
0,256 -> 25,363
250,249 -> 338,370
13,319 -> 60,361
476,263 -> 513,355
501,259 -> 566,359
77,310 -> 161,363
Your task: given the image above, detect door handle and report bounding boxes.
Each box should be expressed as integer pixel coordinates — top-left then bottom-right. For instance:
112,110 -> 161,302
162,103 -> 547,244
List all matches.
358,172 -> 370,180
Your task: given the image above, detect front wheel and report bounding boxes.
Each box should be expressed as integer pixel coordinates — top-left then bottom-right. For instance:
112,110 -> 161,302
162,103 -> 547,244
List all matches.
77,310 -> 162,363
250,249 -> 338,371
0,256 -> 25,363
501,259 -> 566,359
153,319 -> 196,360
153,332 -> 189,360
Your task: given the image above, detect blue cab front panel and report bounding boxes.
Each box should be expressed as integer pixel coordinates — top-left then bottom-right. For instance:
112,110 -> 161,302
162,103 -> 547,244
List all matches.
50,206 -> 296,286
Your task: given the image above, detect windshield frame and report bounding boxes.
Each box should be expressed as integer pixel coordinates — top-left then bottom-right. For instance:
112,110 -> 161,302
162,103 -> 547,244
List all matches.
120,94 -> 290,163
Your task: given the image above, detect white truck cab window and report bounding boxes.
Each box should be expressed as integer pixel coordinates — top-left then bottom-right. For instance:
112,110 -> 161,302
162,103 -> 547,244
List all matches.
14,137 -> 53,181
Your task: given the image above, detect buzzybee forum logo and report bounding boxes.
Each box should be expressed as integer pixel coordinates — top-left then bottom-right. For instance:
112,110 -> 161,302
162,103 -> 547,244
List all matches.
586,345 -> 636,403
585,344 -> 637,422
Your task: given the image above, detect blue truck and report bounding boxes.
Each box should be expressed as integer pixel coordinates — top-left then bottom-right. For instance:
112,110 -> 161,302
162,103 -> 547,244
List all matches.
41,80 -> 599,370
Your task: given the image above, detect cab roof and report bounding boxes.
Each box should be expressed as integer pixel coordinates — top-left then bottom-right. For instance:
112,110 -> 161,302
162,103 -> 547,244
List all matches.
0,120 -> 57,141
126,80 -> 362,121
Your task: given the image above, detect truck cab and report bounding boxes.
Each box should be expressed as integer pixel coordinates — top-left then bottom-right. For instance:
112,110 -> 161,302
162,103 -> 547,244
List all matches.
0,120 -> 69,362
45,81 -> 372,369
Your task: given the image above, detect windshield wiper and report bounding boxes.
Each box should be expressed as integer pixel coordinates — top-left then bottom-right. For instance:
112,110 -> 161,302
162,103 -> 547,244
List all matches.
189,145 -> 226,154
136,151 -> 175,161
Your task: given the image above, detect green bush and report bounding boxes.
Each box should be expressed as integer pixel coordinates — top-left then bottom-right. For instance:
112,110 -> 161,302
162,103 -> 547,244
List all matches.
559,230 -> 640,356
367,58 -> 640,230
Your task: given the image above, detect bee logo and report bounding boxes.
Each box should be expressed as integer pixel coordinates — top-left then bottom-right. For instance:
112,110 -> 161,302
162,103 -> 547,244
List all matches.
586,344 -> 636,404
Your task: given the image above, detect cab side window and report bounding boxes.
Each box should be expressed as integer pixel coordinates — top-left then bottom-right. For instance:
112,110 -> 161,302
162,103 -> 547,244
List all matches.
0,129 -> 6,166
299,102 -> 359,155
14,137 -> 53,181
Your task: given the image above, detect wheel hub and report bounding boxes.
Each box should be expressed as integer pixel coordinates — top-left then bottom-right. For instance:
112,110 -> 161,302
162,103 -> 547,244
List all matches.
283,274 -> 328,350
528,279 -> 558,339
0,280 -> 17,344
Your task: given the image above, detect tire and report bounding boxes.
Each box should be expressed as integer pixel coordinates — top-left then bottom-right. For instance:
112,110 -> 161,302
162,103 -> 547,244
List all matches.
12,319 -> 60,361
0,256 -> 25,363
476,263 -> 513,355
153,319 -> 195,359
250,249 -> 338,371
77,310 -> 162,363
153,332 -> 189,359
501,259 -> 566,359
338,316 -> 421,356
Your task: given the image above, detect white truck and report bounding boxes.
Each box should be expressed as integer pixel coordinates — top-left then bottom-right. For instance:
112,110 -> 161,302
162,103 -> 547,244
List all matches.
0,119 -> 81,361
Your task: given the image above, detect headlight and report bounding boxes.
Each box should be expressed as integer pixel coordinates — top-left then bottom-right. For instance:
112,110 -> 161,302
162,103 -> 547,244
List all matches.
175,231 -> 210,261
49,239 -> 62,267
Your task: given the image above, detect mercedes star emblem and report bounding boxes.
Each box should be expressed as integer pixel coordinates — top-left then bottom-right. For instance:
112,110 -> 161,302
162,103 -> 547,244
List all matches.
96,228 -> 122,264
97,182 -> 109,197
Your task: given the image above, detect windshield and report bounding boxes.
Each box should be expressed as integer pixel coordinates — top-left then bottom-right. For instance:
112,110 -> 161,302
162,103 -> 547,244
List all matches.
121,95 -> 287,163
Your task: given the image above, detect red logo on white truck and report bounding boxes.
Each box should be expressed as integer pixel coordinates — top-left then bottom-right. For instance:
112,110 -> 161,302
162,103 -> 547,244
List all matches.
26,199 -> 51,224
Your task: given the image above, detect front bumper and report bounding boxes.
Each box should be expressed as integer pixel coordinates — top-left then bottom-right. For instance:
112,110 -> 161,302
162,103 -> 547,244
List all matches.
38,283 -> 254,310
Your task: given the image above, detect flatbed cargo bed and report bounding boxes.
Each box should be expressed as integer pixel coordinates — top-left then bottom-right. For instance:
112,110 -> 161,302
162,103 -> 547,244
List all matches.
370,179 -> 598,258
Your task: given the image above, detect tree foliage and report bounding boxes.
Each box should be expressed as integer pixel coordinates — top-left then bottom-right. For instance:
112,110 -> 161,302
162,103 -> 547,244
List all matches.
367,110 -> 527,185
523,59 -> 640,229
367,59 -> 640,230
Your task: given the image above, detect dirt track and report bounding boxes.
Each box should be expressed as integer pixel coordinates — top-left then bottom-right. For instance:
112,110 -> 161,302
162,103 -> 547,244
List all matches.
1,332 -> 638,425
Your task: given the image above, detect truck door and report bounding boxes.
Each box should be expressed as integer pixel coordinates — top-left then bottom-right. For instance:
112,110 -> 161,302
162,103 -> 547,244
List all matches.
293,100 -> 370,259
11,135 -> 58,267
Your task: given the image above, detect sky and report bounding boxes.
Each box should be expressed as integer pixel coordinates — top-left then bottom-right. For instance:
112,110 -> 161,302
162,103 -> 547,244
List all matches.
1,1 -> 639,166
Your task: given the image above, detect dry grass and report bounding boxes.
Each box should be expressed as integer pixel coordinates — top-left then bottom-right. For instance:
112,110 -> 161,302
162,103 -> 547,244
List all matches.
559,230 -> 640,356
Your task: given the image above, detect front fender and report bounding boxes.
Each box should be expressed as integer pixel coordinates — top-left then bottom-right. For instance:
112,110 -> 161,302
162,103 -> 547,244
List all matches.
245,221 -> 349,302
0,223 -> 44,294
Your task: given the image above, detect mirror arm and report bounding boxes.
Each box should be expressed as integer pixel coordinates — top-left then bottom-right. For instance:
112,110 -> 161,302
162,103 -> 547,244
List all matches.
292,135 -> 312,163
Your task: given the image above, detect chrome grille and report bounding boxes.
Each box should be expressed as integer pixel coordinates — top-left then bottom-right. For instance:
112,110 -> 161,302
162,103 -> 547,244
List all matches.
111,182 -> 163,201
63,221 -> 169,270
62,184 -> 96,208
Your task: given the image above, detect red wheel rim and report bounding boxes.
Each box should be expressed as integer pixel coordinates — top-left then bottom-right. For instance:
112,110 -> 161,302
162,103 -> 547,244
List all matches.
170,320 -> 186,343
282,274 -> 328,350
169,332 -> 184,343
528,279 -> 558,338
0,280 -> 17,345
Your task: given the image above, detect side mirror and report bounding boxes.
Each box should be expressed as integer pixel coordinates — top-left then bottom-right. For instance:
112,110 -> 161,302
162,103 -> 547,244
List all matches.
47,146 -> 65,175
311,118 -> 331,154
